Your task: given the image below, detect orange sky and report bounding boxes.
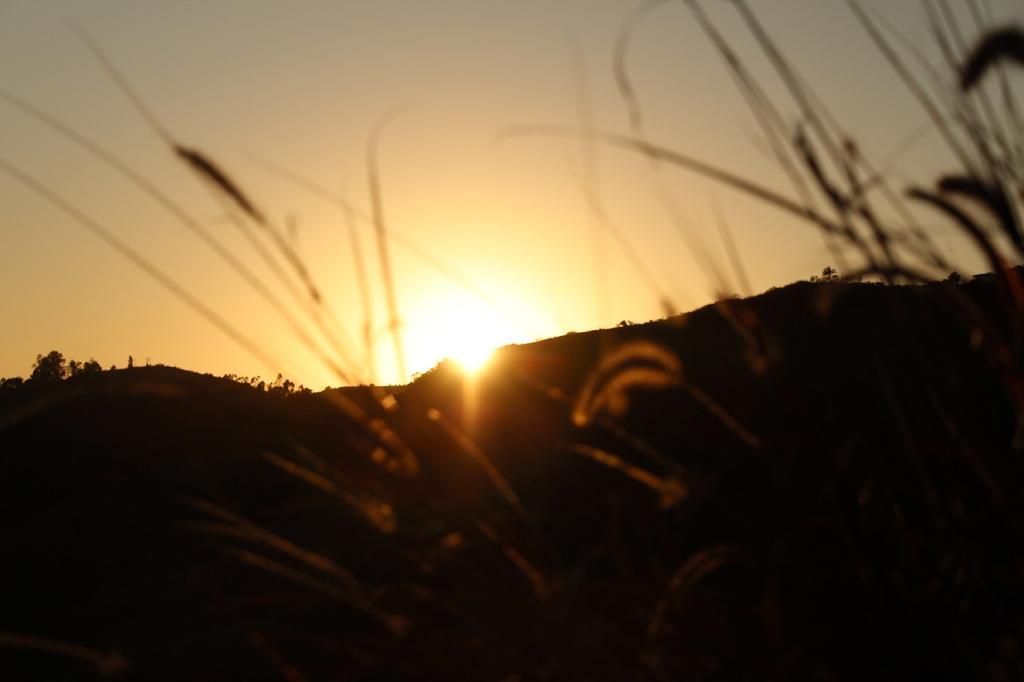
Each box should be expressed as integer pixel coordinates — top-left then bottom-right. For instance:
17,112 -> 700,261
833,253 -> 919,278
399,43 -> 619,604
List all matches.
0,1 -> 1014,387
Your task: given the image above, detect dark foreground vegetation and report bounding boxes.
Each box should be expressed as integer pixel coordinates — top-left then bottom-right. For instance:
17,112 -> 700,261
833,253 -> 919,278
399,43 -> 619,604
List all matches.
3,3 -> 1024,680
2,272 -> 1022,681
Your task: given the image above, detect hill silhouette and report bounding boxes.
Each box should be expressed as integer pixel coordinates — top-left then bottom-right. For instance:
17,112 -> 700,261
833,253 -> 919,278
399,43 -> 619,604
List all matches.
1,274 -> 1021,681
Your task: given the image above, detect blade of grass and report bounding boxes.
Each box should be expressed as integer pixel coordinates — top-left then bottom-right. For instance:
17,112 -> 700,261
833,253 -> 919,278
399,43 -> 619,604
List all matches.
0,154 -> 283,374
0,89 -> 363,385
0,632 -> 128,676
426,407 -> 528,521
366,107 -> 408,382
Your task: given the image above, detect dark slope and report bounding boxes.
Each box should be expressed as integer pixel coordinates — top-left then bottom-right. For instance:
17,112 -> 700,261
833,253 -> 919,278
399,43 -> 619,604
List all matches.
1,277 -> 1021,681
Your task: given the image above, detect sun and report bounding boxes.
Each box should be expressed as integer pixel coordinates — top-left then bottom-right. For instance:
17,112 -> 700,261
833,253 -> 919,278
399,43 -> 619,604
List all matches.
425,302 -> 506,374
448,335 -> 496,373
403,291 -> 524,378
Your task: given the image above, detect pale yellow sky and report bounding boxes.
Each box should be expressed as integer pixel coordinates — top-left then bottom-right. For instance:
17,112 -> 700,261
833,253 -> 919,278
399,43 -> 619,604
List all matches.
0,1 -> 1016,387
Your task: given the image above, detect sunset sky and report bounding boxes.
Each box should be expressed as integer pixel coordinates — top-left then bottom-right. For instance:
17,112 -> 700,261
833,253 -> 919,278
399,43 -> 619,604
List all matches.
0,1 -> 1018,388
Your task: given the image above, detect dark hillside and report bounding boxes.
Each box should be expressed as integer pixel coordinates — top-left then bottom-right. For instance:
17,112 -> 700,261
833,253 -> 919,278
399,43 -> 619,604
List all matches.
1,276 -> 1021,680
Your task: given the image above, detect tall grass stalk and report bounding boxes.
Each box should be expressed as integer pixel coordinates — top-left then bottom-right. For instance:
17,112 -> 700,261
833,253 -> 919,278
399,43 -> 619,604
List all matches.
366,108 -> 408,383
70,24 -> 368,384
251,155 -> 535,354
0,155 -> 284,374
0,633 -> 128,676
0,89 -> 362,382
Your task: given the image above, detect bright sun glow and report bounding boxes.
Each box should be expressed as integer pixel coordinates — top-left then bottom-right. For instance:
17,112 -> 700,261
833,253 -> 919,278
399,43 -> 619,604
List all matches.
402,291 -> 527,378
449,336 -> 496,373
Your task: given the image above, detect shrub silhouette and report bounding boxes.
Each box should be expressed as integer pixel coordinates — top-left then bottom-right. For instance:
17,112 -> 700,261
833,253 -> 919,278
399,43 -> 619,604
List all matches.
809,266 -> 839,283
66,359 -> 102,377
80,359 -> 102,375
16,352 -> 106,388
29,350 -> 66,384
0,376 -> 24,391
